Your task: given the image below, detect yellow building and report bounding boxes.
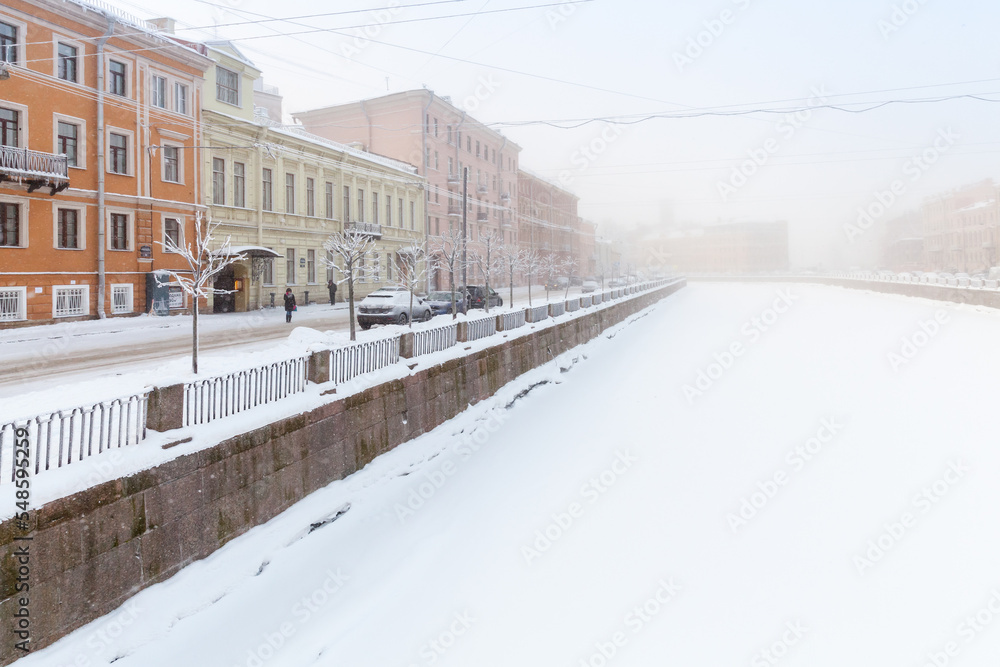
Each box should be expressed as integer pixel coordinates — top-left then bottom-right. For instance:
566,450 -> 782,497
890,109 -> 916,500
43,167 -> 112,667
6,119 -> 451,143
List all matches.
199,42 -> 426,312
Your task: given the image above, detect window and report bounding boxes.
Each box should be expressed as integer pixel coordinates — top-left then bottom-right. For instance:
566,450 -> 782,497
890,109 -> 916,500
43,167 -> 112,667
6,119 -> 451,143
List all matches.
57,208 -> 79,249
286,248 -> 296,284
467,136 -> 471,152
216,66 -> 240,106
448,157 -> 454,176
410,201 -> 416,230
372,192 -> 379,225
285,173 -> 295,214
476,140 -> 480,158
212,158 -> 225,204
385,195 -> 392,227
306,177 -> 315,217
434,151 -> 439,170
0,287 -> 26,322
109,133 -> 128,174
434,118 -> 438,137
372,254 -> 380,282
58,43 -> 78,82
57,121 -> 78,167
325,182 -> 334,219
343,185 -> 350,220
174,83 -> 188,114
424,147 -> 430,167
109,60 -> 126,96
0,21 -> 18,64
53,285 -> 88,318
398,199 -> 404,229
358,254 -> 366,283
0,108 -> 18,147
163,145 -> 180,183
164,217 -> 181,249
110,213 -> 129,250
386,254 -> 392,282
357,189 -> 365,222
307,249 -> 316,284
0,203 -> 20,246
447,125 -> 452,143
262,168 -> 273,211
326,250 -> 334,282
263,256 -> 274,285
233,162 -> 245,207
151,75 -> 167,108
111,284 -> 133,314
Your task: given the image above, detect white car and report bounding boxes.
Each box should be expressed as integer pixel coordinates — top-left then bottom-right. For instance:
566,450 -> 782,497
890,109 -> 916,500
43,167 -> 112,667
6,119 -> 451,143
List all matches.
581,279 -> 599,293
357,290 -> 433,328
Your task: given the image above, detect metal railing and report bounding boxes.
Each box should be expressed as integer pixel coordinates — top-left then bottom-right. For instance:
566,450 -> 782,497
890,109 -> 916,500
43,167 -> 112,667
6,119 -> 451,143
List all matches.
343,221 -> 383,237
0,145 -> 69,181
1,391 -> 149,483
499,309 -> 526,331
185,356 -> 308,426
466,315 -> 497,341
330,335 -> 400,385
54,286 -> 87,318
412,323 -> 458,356
592,292 -> 603,305
549,301 -> 566,317
527,304 -> 548,323
565,298 -> 580,312
580,295 -> 592,308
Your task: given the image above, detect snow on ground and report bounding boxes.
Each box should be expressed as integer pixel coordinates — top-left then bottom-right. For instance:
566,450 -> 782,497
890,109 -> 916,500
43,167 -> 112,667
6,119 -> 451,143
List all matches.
17,281 -> 1000,667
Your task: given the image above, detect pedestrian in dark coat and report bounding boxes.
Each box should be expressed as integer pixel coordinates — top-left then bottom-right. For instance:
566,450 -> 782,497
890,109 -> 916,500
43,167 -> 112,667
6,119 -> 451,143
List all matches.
328,279 -> 337,305
283,288 -> 296,323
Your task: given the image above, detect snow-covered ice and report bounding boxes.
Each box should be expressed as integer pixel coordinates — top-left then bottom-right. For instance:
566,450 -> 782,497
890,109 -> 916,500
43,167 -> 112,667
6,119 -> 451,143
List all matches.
15,282 -> 1000,667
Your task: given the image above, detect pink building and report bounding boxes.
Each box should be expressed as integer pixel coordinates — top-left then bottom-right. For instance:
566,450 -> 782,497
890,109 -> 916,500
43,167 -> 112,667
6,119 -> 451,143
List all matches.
518,169 -> 594,275
292,90 -> 521,289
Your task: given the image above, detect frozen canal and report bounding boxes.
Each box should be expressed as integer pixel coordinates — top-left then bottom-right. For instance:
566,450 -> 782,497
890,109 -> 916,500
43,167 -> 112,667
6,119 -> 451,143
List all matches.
18,282 -> 1000,667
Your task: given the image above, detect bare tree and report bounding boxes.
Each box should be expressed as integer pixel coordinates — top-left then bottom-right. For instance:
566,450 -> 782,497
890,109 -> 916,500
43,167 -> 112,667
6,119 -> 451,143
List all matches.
390,240 -> 434,328
521,249 -> 542,307
561,256 -> 579,300
498,241 -> 525,309
539,252 -> 559,303
159,213 -> 245,374
470,229 -> 503,314
431,227 -> 467,320
322,230 -> 377,341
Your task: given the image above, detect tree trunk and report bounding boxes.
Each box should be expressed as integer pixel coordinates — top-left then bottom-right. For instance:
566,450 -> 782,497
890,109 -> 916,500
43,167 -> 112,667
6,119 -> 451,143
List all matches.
192,300 -> 199,374
347,273 -> 357,341
450,269 -> 458,320
509,267 -> 514,309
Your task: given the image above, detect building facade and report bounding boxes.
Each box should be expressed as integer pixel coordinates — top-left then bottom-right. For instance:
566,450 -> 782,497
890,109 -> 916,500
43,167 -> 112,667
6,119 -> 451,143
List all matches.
199,44 -> 426,311
292,90 -> 521,290
0,0 -> 211,325
646,221 -> 790,274
517,169 -> 597,276
920,180 -> 999,273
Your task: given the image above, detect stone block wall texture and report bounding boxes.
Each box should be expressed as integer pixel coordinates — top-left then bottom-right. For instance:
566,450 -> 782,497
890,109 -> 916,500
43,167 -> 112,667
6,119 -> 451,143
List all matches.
0,281 -> 685,661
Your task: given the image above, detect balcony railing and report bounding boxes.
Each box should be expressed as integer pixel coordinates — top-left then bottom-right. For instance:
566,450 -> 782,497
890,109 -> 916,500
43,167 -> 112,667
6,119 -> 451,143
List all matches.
476,210 -> 489,222
343,221 -> 382,238
0,145 -> 70,195
447,205 -> 463,217
500,192 -> 510,202
476,184 -> 488,194
447,173 -> 461,185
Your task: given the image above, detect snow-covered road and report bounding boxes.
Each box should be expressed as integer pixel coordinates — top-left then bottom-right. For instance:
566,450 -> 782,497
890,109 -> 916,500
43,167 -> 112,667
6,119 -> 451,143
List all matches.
17,282 -> 1000,667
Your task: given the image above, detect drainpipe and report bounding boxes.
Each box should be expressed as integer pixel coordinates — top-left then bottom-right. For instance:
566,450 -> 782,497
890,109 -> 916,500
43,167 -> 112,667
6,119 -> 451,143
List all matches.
420,90 -> 434,292
96,16 -> 115,318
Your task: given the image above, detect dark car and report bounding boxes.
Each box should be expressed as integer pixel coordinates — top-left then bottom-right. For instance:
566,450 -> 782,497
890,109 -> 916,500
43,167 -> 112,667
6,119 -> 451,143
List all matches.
426,290 -> 466,315
466,285 -> 502,309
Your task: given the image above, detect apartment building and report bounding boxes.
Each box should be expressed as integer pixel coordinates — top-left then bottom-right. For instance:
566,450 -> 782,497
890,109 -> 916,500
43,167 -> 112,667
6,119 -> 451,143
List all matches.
920,179 -> 999,273
517,168 -> 585,269
0,0 -> 211,325
198,43 -> 426,311
292,90 -> 521,290
646,221 -> 790,274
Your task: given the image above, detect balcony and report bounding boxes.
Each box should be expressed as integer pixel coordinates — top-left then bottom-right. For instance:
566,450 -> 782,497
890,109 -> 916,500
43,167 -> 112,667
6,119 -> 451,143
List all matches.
476,210 -> 489,222
0,145 -> 70,196
447,205 -> 463,217
476,183 -> 488,195
447,173 -> 461,185
343,221 -> 382,238
500,192 -> 510,202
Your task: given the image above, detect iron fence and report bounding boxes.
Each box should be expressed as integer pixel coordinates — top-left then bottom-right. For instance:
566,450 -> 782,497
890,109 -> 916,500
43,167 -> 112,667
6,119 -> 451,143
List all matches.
412,324 -> 458,356
185,356 -> 309,425
330,335 -> 400,385
466,315 -> 497,341
499,310 -> 526,331
1,391 -> 150,483
527,304 -> 549,323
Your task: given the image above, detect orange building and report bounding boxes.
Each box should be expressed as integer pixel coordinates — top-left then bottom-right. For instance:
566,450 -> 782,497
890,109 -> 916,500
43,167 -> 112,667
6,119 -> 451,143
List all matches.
0,1 -> 211,325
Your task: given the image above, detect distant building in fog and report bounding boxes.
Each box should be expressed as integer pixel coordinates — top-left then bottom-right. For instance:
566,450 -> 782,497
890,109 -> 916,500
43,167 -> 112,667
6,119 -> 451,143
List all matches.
880,211 -> 923,272
920,179 -> 999,273
646,221 -> 789,274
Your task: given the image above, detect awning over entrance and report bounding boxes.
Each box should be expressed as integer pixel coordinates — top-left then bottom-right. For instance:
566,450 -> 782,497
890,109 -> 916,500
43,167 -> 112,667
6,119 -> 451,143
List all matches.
215,245 -> 282,259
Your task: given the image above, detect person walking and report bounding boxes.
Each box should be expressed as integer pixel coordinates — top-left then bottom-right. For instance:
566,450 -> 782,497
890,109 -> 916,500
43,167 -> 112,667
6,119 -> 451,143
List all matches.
328,279 -> 337,305
283,288 -> 296,323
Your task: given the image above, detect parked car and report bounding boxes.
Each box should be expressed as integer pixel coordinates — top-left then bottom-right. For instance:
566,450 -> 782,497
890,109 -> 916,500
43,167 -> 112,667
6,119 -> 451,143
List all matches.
425,290 -> 465,315
608,278 -> 626,287
581,279 -> 599,293
546,276 -> 569,291
570,276 -> 583,286
465,285 -> 502,309
357,289 -> 433,328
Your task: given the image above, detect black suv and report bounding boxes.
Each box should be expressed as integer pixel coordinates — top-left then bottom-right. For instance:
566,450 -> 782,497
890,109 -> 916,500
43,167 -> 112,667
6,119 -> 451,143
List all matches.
465,285 -> 502,309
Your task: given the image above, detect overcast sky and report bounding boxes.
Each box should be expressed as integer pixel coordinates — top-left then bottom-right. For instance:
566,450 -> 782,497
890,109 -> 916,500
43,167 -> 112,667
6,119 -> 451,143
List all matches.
116,0 -> 1000,267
